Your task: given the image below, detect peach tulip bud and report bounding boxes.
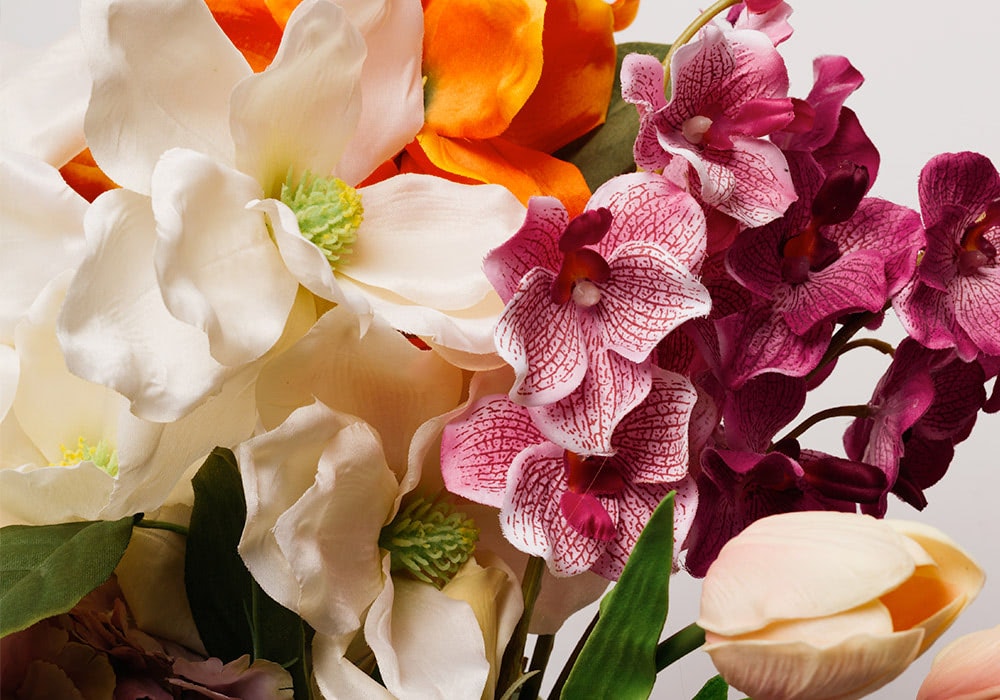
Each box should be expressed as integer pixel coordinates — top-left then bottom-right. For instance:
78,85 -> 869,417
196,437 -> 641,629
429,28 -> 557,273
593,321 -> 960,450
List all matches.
698,511 -> 984,700
917,624 -> 1000,700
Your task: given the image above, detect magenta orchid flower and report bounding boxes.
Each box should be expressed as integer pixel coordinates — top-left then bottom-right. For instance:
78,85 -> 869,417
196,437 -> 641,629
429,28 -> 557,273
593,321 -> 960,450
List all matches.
622,25 -> 796,227
485,172 -> 711,453
894,151 -> 1000,361
683,372 -> 886,576
726,153 -> 923,335
441,368 -> 698,580
725,1 -> 794,46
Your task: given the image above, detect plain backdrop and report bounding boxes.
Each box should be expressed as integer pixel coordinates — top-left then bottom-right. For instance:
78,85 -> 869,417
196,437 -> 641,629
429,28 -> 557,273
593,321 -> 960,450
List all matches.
2,1 -> 997,699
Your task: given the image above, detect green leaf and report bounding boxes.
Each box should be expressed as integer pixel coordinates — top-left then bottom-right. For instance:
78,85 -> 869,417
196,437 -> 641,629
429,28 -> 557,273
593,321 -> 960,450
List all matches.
0,516 -> 135,636
554,42 -> 671,191
560,492 -> 676,699
693,675 -> 729,700
185,447 -> 314,699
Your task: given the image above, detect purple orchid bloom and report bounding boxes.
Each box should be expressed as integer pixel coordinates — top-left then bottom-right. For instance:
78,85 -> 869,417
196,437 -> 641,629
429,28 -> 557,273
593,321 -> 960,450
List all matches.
845,338 -> 988,513
683,372 -> 886,576
440,368 -> 699,579
726,153 -> 923,335
485,172 -> 711,453
894,151 -> 1000,361
622,25 -> 797,227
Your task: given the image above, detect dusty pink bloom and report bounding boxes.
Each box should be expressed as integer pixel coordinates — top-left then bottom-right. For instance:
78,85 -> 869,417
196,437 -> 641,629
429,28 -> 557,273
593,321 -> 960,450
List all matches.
917,624 -> 1000,700
894,151 -> 1000,360
622,25 -> 796,227
485,173 -> 710,452
441,369 -> 698,579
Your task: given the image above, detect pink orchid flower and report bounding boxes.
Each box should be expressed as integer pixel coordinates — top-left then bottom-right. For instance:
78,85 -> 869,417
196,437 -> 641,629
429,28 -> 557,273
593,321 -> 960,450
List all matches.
622,25 -> 796,227
894,151 -> 1000,361
485,172 -> 710,453
441,368 -> 698,580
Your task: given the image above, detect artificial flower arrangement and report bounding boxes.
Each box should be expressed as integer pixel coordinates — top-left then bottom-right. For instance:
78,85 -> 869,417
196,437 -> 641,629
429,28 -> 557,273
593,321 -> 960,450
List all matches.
1,0 -> 997,698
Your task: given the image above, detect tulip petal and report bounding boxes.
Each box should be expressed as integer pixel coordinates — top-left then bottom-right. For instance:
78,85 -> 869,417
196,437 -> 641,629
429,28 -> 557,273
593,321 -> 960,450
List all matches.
151,148 -> 299,366
82,0 -> 249,193
206,0 -> 284,72
422,0 -> 545,139
917,625 -> 1000,700
230,0 -> 366,195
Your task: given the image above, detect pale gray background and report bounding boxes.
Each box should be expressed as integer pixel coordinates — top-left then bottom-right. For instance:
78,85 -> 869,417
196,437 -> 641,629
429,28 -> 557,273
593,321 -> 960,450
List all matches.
2,1 -> 996,698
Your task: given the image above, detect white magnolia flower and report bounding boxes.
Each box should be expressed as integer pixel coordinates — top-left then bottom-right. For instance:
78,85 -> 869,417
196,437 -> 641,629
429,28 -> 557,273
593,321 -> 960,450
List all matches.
61,0 -> 524,422
238,306 -> 521,698
0,272 -> 256,527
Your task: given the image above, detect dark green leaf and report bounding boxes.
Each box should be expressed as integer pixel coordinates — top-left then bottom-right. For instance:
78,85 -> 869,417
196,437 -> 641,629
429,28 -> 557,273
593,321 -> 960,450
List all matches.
693,675 -> 729,700
185,447 -> 314,699
554,42 -> 671,191
560,492 -> 676,699
0,516 -> 135,636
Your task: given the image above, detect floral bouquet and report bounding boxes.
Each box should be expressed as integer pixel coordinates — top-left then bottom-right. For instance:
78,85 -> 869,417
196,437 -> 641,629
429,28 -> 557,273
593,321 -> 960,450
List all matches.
1,0 -> 998,698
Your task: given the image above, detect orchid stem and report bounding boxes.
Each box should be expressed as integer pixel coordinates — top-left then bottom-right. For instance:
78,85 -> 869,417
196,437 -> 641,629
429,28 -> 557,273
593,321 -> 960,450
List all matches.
134,518 -> 189,537
806,308 -> 885,382
547,611 -> 599,700
839,337 -> 896,358
655,622 -> 706,670
663,0 -> 742,90
520,634 -> 554,700
498,556 -> 546,697
773,404 -> 870,447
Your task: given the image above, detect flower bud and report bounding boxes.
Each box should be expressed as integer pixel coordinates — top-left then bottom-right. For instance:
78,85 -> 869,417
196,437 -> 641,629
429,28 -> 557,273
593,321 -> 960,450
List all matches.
917,624 -> 1000,700
698,511 -> 984,700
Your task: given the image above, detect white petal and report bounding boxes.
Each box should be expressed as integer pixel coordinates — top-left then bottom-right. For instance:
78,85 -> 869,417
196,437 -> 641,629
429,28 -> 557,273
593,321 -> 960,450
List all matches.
366,575 -> 491,700
312,629 -> 394,700
230,0 -> 366,195
255,305 -> 462,475
81,0 -> 248,193
0,344 -> 17,421
0,151 -> 86,344
0,32 -> 89,166
0,462 -> 115,526
238,400 -> 398,637
699,511 -> 919,636
346,175 -> 525,311
334,0 -> 424,185
152,148 -> 299,366
57,188 -> 232,421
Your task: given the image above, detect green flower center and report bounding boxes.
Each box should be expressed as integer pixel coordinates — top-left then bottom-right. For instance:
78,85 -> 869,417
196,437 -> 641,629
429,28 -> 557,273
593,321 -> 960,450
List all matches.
58,437 -> 119,477
378,498 -> 479,589
280,171 -> 363,269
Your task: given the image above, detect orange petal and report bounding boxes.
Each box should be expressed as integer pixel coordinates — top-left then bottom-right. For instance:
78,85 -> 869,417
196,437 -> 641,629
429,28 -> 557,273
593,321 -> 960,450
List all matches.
411,132 -> 591,215
59,148 -> 118,203
263,0 -> 301,28
609,0 -> 640,31
503,0 -> 618,153
206,0 -> 285,72
422,0 -> 546,139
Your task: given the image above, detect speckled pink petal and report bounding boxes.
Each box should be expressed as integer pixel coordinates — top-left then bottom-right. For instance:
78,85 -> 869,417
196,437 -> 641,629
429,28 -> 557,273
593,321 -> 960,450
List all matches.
621,53 -> 671,172
440,394 -> 546,508
483,196 -> 568,304
596,241 -> 711,362
528,351 -> 653,455
918,151 -> 1000,227
500,442 -> 608,576
494,266 -> 587,406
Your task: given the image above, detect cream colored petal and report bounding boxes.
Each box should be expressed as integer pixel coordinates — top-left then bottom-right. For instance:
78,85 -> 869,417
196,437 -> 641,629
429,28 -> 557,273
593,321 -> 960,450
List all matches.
705,629 -> 924,700
151,148 -> 299,367
230,0 -> 366,196
82,0 -> 248,193
346,175 -> 525,312
334,0 -> 424,185
716,599 -> 895,649
239,400 -> 398,638
0,32 -> 89,166
917,625 -> 1000,700
312,628 -> 395,700
0,151 -> 86,345
115,526 -> 205,654
366,574 -> 491,700
0,463 -> 115,526
57,188 -> 232,422
256,305 -> 462,477
0,344 -> 17,421
699,511 -> 918,636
